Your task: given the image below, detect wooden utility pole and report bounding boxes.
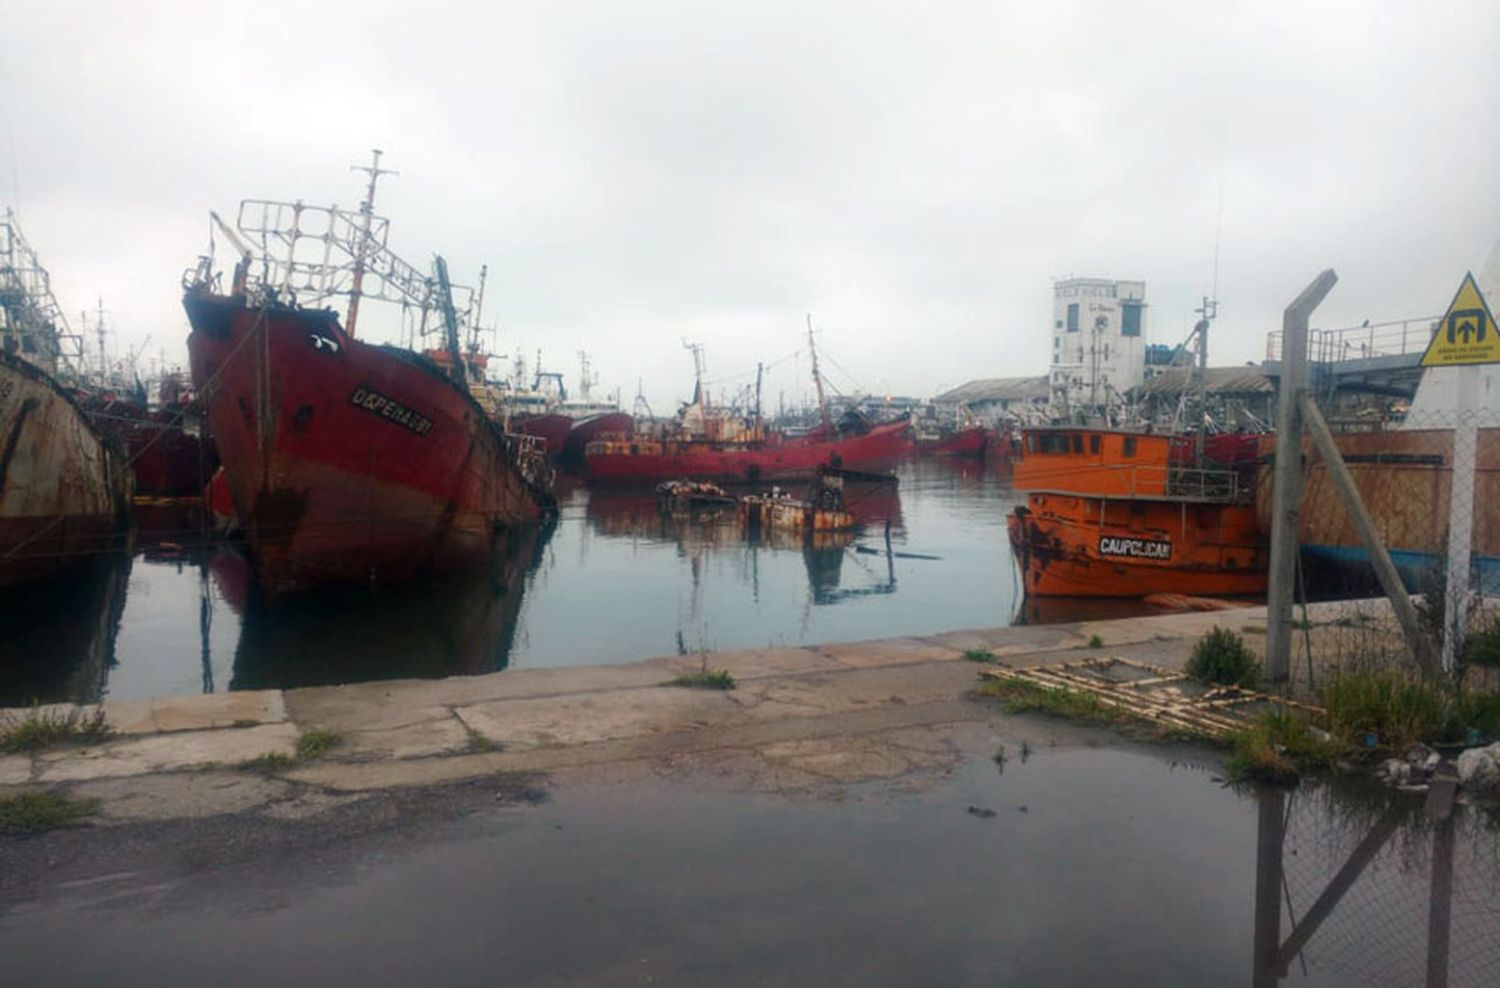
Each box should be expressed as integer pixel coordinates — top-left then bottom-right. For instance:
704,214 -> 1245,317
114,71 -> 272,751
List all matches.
1266,270 -> 1337,683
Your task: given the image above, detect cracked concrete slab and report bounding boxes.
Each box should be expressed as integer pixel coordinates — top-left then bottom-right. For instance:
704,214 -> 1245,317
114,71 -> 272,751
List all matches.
71,771 -> 295,822
33,723 -> 299,783
1,754 -> 31,785
455,686 -> 738,750
814,637 -> 962,668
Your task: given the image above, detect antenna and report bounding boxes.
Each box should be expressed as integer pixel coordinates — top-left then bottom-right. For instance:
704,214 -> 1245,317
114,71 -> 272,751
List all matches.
345,149 -> 398,338
1212,183 -> 1225,305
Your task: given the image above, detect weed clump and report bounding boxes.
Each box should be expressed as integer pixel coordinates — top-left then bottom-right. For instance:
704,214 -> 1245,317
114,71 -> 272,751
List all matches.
0,703 -> 113,754
240,752 -> 294,773
1321,670 -> 1456,750
1225,710 -> 1341,784
670,670 -> 736,690
1185,627 -> 1262,688
963,648 -> 1000,664
976,677 -> 1126,725
240,729 -> 342,773
295,729 -> 341,761
1087,635 -> 1104,649
0,791 -> 100,834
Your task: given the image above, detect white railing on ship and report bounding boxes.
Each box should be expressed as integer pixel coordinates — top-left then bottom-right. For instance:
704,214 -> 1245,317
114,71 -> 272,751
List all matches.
1265,316 -> 1438,364
1020,462 -> 1248,502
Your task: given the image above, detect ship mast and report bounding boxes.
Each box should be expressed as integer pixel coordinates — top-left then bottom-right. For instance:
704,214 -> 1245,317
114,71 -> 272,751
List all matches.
1192,294 -> 1216,465
806,314 -> 831,434
683,340 -> 708,409
346,149 -> 397,339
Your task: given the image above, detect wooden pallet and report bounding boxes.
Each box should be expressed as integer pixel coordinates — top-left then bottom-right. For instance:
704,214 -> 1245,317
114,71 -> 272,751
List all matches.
979,656 -> 1325,739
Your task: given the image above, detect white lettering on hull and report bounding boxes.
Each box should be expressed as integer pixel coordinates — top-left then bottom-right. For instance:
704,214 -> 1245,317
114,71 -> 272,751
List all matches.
1097,535 -> 1172,561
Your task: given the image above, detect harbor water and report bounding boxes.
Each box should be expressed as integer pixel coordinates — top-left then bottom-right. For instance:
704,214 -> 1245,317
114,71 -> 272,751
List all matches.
0,458 -> 1151,707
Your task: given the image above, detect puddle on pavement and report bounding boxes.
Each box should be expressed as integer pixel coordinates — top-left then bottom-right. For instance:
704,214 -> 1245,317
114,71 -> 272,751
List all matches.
2,745 -> 1495,986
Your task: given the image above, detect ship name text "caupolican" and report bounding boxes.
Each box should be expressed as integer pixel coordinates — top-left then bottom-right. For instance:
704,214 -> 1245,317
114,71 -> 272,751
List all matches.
1097,536 -> 1171,560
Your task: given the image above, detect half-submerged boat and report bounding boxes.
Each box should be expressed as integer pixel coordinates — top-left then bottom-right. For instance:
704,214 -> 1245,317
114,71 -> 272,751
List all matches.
1007,426 -> 1266,597
181,158 -> 554,595
1,212 -> 130,587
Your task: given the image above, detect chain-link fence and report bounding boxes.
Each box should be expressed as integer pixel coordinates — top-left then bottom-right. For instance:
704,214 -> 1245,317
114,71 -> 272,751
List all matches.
1258,784 -> 1500,987
1287,402 -> 1500,684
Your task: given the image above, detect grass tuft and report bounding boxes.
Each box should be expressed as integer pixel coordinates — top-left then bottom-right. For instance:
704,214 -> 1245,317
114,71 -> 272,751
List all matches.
1185,627 -> 1262,688
0,703 -> 113,754
670,670 -> 736,690
1087,635 -> 1104,649
1225,710 -> 1341,784
239,752 -> 294,773
0,791 -> 100,834
1321,670 -> 1457,751
992,743 -> 1007,766
963,648 -> 1000,664
465,727 -> 497,753
240,729 -> 342,773
295,729 -> 341,761
975,677 -> 1129,726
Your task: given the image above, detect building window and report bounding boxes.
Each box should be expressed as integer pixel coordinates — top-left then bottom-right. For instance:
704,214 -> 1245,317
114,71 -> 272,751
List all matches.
1121,301 -> 1142,337
1089,435 -> 1100,454
1066,303 -> 1079,332
1123,436 -> 1137,457
1055,320 -> 1063,329
1071,434 -> 1083,454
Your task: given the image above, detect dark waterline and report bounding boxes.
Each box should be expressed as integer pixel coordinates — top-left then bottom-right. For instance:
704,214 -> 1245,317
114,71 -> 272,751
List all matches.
2,458 -> 1187,706
3,746 -> 1495,986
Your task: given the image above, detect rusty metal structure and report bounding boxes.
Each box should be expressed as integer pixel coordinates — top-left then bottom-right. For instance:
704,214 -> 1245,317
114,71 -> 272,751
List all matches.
194,153 -> 484,362
0,209 -> 84,378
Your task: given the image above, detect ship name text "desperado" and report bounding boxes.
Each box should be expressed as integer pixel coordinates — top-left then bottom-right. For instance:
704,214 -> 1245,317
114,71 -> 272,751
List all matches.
1097,536 -> 1171,560
349,386 -> 434,436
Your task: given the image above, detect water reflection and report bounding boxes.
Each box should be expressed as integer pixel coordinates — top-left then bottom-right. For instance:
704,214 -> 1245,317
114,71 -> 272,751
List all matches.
583,480 -> 903,609
2,460 -> 1044,702
0,553 -> 130,706
1251,781 -> 1500,987
228,520 -> 555,690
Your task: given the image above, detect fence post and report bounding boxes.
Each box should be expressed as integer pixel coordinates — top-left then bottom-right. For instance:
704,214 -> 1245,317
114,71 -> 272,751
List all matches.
1442,366 -> 1480,673
1267,270 -> 1339,684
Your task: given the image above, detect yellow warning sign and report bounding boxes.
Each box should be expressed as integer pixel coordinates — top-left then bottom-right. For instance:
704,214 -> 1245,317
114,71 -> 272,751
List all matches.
1420,272 -> 1500,367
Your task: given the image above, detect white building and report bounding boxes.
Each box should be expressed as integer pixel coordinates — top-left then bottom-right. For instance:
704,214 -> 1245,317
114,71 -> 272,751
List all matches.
1049,277 -> 1147,413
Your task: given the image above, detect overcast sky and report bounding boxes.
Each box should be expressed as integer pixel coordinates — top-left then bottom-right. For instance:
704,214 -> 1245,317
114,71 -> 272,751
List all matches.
3,1 -> 1497,411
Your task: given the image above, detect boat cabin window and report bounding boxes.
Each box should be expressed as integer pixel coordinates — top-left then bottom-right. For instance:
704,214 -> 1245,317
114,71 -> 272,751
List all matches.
1089,435 -> 1100,454
1123,436 -> 1137,457
1031,433 -> 1071,454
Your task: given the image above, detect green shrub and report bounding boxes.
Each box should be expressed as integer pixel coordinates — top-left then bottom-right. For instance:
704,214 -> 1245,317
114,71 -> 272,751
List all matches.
963,648 -> 999,664
1185,627 -> 1262,688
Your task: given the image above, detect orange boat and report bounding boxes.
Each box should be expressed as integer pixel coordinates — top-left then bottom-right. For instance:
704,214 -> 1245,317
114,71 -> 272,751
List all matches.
1006,427 -> 1266,598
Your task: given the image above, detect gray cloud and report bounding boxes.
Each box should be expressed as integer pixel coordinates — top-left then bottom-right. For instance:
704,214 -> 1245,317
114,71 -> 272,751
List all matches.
3,0 -> 1496,410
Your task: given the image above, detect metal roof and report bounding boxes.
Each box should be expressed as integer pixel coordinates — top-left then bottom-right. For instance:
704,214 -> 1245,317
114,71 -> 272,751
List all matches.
933,376 -> 1051,402
1132,365 -> 1274,397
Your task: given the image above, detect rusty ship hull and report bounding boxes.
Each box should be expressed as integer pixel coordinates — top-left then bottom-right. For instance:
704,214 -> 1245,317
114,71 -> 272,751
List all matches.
0,353 -> 128,588
184,291 -> 553,596
1256,427 -> 1500,591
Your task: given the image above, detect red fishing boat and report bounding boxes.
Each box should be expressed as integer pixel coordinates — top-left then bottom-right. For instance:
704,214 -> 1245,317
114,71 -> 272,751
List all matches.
928,425 -> 989,457
585,415 -> 911,484
1007,426 -> 1266,598
182,157 -> 553,595
561,409 -> 634,467
584,323 -> 912,483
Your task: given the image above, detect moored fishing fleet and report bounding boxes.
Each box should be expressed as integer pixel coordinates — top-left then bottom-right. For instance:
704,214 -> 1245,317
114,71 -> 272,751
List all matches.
2,153 -> 1495,643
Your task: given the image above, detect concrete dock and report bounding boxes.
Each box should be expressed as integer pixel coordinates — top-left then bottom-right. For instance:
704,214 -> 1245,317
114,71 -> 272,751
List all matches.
0,600 -> 1381,823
